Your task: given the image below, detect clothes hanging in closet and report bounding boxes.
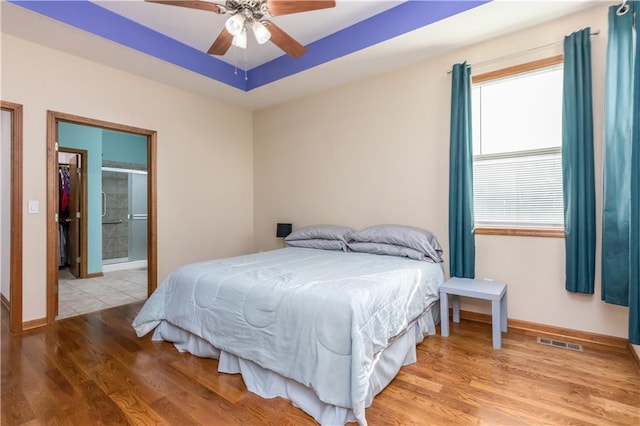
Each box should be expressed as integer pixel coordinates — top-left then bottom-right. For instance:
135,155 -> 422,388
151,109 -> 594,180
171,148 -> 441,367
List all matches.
59,167 -> 70,215
58,224 -> 67,267
58,166 -> 71,267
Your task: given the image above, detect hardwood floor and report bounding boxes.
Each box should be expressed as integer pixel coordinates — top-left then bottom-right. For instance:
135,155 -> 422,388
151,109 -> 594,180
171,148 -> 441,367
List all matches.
2,302 -> 639,425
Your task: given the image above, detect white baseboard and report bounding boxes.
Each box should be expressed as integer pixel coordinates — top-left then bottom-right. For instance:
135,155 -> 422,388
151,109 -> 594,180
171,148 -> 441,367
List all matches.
102,260 -> 147,273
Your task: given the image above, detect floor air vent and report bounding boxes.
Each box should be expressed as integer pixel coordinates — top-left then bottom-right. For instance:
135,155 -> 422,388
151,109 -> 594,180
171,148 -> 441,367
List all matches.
537,337 -> 583,352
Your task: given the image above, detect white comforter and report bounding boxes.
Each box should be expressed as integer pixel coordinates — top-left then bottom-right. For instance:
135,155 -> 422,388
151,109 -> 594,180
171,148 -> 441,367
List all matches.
132,248 -> 443,424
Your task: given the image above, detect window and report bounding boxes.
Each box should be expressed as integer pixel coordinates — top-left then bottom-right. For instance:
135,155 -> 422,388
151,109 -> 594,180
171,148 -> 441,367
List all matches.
471,56 -> 564,237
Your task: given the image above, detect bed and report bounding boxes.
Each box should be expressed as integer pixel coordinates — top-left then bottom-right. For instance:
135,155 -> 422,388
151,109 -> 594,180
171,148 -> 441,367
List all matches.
132,225 -> 445,425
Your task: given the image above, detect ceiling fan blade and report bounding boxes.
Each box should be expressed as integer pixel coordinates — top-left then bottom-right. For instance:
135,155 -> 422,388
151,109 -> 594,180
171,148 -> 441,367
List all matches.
144,0 -> 225,13
266,0 -> 336,16
208,28 -> 233,55
263,20 -> 307,58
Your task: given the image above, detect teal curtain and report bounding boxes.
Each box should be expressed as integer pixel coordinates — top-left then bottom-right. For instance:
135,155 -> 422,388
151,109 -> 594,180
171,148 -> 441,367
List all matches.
628,1 -> 639,344
449,62 -> 475,279
562,28 -> 595,294
602,4 -> 634,305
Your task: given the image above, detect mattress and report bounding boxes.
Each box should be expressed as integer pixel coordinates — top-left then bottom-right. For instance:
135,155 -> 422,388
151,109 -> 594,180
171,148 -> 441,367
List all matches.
132,247 -> 445,425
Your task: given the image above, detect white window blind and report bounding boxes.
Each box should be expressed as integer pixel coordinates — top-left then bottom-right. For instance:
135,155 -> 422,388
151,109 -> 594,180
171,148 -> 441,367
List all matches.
473,148 -> 564,228
472,62 -> 564,230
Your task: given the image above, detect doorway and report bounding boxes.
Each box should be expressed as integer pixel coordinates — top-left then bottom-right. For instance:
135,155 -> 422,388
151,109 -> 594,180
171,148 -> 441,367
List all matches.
57,149 -> 87,280
46,111 -> 157,324
1,101 -> 23,333
56,136 -> 148,319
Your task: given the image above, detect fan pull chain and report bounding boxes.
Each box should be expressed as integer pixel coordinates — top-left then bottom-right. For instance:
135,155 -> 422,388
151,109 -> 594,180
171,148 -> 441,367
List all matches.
244,47 -> 248,81
234,46 -> 239,76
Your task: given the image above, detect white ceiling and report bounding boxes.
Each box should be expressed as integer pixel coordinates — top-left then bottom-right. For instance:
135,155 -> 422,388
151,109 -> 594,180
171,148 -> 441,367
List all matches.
100,0 -> 407,69
1,0 -> 601,110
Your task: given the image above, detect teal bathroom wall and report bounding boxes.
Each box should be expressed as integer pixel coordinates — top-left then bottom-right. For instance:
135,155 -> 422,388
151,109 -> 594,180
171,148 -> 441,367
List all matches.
58,124 -> 148,274
102,130 -> 147,165
58,122 -> 103,275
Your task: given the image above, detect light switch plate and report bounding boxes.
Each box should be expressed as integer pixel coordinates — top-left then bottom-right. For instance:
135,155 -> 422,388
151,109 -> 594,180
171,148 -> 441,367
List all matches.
28,200 -> 38,214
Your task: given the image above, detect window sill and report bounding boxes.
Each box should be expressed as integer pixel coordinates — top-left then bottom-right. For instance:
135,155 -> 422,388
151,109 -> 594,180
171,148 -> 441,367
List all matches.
475,227 -> 565,238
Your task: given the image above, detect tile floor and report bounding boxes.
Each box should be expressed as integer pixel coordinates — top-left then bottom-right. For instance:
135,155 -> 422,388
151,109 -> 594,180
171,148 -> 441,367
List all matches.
56,268 -> 147,320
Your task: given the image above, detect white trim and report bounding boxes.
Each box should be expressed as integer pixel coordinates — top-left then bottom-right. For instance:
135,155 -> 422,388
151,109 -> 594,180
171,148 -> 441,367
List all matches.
102,259 -> 147,273
101,167 -> 147,175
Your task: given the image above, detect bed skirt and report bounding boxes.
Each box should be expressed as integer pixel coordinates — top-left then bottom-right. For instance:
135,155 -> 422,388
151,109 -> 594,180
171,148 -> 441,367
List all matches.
151,302 -> 440,426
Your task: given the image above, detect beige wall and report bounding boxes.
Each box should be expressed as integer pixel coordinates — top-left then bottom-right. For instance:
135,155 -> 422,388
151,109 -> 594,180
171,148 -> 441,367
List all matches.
254,4 -> 631,338
1,34 -> 255,322
2,4 -> 632,340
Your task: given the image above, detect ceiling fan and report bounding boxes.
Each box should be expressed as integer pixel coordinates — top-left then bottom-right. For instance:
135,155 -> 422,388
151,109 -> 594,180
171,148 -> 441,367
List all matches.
145,0 -> 336,58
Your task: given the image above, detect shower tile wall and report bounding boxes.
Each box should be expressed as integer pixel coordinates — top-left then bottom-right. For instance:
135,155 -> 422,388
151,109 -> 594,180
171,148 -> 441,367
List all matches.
102,170 -> 129,261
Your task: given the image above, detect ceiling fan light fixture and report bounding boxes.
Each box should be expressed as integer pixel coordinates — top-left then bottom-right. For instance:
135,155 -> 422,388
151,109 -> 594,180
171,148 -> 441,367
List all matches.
232,29 -> 247,49
225,13 -> 245,36
147,0 -> 337,58
251,20 -> 271,45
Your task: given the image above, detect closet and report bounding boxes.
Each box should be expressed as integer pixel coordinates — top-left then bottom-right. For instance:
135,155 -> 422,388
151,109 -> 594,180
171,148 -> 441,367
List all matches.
57,152 -> 82,278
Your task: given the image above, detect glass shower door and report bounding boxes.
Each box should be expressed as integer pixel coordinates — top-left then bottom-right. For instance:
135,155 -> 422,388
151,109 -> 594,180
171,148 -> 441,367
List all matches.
128,172 -> 147,261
